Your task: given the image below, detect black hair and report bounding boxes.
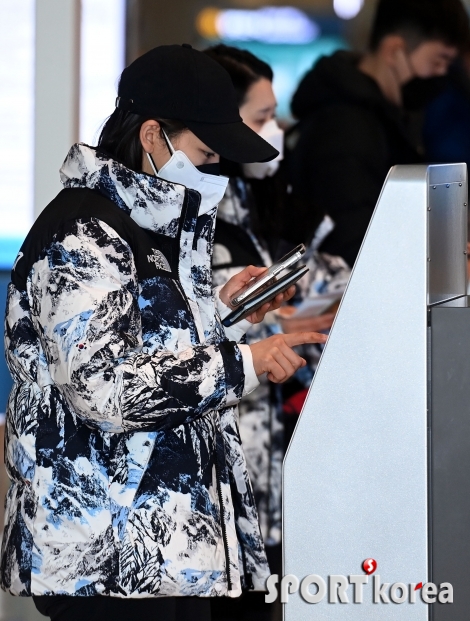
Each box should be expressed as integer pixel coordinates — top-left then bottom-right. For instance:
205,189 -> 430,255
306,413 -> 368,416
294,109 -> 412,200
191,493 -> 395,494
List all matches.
97,108 -> 186,171
203,44 -> 273,106
370,0 -> 470,52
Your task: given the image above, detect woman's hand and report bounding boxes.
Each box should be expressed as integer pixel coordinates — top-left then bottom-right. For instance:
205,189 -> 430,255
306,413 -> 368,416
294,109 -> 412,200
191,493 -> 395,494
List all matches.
280,312 -> 335,334
219,265 -> 295,324
249,332 -> 328,383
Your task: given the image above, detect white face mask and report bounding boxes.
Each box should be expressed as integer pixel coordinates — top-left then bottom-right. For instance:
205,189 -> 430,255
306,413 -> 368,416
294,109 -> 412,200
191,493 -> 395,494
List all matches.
147,132 -> 229,215
242,119 -> 284,180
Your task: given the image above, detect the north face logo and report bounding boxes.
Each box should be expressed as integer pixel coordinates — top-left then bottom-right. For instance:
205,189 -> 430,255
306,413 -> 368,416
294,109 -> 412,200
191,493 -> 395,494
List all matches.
147,249 -> 171,272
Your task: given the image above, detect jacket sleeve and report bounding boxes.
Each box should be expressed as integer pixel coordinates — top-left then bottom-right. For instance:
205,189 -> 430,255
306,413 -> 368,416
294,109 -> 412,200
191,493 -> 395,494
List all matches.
30,218 -> 245,434
213,265 -> 282,396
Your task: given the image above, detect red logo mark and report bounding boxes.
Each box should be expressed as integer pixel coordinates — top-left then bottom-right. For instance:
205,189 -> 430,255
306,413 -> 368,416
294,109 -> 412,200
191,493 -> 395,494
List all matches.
362,558 -> 377,575
415,582 -> 423,591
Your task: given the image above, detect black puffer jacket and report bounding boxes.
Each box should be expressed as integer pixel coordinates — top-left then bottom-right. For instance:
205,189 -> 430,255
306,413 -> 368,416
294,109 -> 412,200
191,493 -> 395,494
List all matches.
288,51 -> 423,267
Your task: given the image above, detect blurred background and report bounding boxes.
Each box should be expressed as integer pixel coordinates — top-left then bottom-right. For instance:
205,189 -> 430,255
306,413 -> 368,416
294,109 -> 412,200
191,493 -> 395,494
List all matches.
0,0 -> 398,274
0,0 -> 470,618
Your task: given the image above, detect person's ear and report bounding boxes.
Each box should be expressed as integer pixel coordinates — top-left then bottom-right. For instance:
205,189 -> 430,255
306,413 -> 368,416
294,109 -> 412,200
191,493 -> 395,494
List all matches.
381,35 -> 413,83
381,35 -> 407,67
140,120 -> 162,154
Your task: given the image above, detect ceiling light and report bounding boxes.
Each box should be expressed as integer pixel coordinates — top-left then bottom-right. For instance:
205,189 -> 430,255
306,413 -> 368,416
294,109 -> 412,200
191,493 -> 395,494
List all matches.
333,0 -> 364,20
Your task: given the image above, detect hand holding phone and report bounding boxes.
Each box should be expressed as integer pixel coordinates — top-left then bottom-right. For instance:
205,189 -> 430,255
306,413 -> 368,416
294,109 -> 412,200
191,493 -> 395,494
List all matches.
222,265 -> 308,327
218,265 -> 297,325
231,244 -> 305,307
218,245 -> 308,327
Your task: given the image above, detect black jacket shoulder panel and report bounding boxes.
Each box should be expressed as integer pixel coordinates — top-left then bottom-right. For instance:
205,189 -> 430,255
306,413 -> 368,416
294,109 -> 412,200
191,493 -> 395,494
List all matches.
213,218 -> 264,269
11,188 -> 176,292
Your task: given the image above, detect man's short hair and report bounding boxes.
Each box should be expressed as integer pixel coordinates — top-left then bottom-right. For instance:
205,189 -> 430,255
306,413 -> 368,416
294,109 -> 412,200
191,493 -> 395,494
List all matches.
370,0 -> 470,52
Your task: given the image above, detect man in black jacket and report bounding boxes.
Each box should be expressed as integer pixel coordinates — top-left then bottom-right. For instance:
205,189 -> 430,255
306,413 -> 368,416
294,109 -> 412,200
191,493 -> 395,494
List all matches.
288,0 -> 469,267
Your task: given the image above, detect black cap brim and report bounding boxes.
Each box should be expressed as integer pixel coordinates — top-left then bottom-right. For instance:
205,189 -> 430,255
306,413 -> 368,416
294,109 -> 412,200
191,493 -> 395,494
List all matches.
185,119 -> 279,164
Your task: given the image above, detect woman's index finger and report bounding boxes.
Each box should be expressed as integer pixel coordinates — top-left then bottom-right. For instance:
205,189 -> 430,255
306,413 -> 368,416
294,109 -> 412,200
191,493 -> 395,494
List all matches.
283,331 -> 328,348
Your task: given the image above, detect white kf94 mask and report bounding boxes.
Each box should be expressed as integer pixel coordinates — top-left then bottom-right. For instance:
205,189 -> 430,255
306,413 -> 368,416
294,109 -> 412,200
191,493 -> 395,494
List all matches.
147,132 -> 229,214
242,119 -> 284,179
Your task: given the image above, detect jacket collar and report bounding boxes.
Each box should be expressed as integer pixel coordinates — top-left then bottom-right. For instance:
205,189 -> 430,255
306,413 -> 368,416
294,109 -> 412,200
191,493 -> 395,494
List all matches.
60,143 -> 192,237
60,144 -> 217,341
217,178 -> 251,228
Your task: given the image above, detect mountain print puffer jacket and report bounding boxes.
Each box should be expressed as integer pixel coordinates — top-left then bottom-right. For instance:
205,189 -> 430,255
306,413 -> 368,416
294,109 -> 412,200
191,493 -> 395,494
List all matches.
212,178 -> 284,548
1,144 -> 269,599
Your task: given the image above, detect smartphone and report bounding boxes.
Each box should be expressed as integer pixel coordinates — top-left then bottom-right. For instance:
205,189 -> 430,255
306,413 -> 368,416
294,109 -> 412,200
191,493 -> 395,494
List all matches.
223,265 -> 309,327
231,244 -> 306,307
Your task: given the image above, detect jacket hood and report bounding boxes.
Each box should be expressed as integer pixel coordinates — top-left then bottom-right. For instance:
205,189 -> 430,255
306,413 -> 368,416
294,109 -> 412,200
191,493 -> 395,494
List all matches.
291,51 -> 394,120
60,143 -> 189,237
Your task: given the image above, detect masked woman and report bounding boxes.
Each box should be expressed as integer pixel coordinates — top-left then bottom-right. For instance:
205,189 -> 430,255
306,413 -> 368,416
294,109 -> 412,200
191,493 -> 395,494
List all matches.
205,44 -> 350,621
1,45 -> 326,621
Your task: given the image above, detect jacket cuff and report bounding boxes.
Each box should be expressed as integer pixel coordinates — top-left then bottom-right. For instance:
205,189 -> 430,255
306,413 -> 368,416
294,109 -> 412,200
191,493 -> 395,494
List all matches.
214,284 -> 229,316
238,344 -> 260,395
224,318 -> 252,343
215,284 -> 252,342
218,340 -> 246,406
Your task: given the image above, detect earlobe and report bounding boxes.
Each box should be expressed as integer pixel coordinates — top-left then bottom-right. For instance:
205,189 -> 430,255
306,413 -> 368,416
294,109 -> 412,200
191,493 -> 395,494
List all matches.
395,43 -> 408,61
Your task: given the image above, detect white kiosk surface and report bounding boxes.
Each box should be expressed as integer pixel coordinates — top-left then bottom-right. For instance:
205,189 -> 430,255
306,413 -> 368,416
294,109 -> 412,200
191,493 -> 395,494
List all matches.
283,163 -> 468,620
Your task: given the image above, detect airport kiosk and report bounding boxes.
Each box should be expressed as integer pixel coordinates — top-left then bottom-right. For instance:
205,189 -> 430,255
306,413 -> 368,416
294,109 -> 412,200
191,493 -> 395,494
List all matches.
283,163 -> 469,620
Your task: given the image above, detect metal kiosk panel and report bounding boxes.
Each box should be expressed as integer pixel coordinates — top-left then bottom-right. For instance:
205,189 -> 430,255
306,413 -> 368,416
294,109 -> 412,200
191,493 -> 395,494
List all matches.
283,163 -> 468,620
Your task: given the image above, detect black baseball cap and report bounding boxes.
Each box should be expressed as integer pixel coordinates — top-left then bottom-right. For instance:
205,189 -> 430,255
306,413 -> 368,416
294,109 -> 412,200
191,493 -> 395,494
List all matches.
116,44 -> 279,164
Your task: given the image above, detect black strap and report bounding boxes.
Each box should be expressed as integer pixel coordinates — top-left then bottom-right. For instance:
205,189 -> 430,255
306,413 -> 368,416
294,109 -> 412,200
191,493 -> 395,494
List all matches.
12,188 -> 176,292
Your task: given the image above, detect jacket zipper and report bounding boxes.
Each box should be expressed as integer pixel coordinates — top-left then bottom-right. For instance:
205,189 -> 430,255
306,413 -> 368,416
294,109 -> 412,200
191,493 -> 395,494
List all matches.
266,384 -> 277,540
176,191 -> 204,337
175,278 -> 193,318
214,443 -> 233,592
178,189 -> 232,589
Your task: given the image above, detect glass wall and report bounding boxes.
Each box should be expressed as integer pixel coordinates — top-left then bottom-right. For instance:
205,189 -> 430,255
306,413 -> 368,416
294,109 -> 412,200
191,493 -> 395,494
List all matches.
0,0 -> 35,270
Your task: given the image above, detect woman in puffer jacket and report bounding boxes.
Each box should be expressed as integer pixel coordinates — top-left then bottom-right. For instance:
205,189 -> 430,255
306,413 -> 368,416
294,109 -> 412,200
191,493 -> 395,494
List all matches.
205,45 -> 349,621
1,45 -> 326,621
